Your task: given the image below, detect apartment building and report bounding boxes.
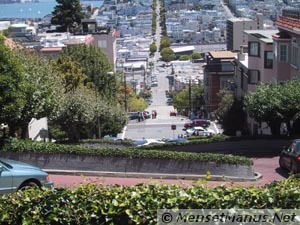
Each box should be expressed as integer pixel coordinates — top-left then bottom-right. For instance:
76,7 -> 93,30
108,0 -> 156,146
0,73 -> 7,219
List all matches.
243,29 -> 278,92
226,13 -> 264,51
230,6 -> 300,135
203,51 -> 237,113
273,7 -> 300,80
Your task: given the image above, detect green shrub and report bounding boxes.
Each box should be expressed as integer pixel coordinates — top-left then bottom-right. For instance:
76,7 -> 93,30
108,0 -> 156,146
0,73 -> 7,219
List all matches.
1,177 -> 300,224
1,138 -> 252,166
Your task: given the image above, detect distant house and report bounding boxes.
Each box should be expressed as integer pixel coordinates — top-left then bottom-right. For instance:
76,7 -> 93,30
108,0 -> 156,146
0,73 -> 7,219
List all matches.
171,46 -> 195,58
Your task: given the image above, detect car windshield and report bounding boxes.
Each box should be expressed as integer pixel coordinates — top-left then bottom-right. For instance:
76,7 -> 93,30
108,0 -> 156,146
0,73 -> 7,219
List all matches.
0,159 -> 12,169
133,139 -> 147,146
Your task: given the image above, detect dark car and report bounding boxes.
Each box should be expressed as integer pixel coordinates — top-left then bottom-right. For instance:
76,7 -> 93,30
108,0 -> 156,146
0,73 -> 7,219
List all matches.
279,139 -> 300,173
184,119 -> 210,129
128,112 -> 139,120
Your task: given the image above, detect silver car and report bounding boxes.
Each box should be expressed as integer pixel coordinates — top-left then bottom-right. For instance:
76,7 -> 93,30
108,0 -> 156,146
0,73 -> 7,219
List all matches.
0,158 -> 54,194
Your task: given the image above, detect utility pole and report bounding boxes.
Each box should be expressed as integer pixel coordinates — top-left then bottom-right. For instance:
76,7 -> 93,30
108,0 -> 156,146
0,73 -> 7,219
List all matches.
124,70 -> 128,112
189,79 -> 192,119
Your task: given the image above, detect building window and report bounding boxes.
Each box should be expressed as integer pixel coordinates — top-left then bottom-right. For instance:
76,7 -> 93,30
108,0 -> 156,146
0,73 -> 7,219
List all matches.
291,39 -> 299,68
264,51 -> 273,69
248,70 -> 260,84
221,63 -> 234,72
278,43 -> 288,62
249,42 -> 260,57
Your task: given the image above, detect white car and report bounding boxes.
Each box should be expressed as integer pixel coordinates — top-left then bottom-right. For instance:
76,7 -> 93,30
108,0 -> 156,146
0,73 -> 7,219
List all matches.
185,126 -> 215,137
133,139 -> 165,147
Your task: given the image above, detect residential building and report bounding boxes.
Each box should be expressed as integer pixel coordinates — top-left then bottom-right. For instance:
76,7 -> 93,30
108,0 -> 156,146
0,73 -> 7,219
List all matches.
92,28 -> 118,70
226,14 -> 264,51
244,29 -> 278,92
203,51 -> 237,113
273,7 -> 300,80
232,29 -> 277,135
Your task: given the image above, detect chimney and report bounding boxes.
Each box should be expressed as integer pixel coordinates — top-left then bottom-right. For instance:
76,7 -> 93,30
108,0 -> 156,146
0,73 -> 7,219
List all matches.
238,45 -> 245,61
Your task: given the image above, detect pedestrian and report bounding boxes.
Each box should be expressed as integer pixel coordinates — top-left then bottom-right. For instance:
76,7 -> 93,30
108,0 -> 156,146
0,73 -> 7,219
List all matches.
141,111 -> 145,121
138,112 -> 141,122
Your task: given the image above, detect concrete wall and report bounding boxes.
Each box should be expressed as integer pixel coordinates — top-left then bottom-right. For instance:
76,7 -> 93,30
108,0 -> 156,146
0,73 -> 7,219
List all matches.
1,152 -> 255,179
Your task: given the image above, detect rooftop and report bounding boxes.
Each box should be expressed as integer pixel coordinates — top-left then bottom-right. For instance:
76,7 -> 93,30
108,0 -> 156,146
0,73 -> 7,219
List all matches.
276,15 -> 300,31
209,51 -> 237,59
243,29 -> 278,43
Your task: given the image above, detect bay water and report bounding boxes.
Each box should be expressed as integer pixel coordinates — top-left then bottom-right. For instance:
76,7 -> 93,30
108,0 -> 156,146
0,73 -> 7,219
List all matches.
0,0 -> 103,19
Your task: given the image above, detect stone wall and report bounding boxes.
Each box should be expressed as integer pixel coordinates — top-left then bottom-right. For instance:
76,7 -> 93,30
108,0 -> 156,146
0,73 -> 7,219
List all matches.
2,152 -> 255,179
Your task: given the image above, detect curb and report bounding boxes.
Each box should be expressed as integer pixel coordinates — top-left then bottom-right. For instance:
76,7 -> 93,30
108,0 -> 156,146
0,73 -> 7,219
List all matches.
45,169 -> 263,182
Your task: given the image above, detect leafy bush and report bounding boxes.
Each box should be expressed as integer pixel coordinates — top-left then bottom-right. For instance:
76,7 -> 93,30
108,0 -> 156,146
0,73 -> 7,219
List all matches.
1,138 -> 252,166
1,177 -> 300,224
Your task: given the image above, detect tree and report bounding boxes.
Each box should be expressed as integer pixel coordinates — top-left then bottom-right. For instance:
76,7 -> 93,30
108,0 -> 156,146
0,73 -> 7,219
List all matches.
179,55 -> 191,61
215,90 -> 247,135
0,36 -> 26,136
173,85 -> 204,116
58,45 -> 116,100
159,36 -> 170,51
150,43 -> 157,55
160,47 -> 175,62
51,0 -> 84,32
55,55 -> 87,93
55,45 -> 129,140
244,81 -> 300,135
13,50 -> 64,138
191,52 -> 201,59
54,86 -> 97,141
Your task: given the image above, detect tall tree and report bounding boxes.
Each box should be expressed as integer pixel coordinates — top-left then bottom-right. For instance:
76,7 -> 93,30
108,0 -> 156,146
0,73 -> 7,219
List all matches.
0,35 -> 26,136
58,45 -> 116,100
215,90 -> 247,135
51,0 -> 84,32
14,50 -> 64,138
54,86 -> 97,141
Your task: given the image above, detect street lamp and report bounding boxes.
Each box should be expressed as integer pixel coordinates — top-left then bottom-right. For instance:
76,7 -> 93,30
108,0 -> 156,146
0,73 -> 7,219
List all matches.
141,65 -> 146,91
188,78 -> 192,119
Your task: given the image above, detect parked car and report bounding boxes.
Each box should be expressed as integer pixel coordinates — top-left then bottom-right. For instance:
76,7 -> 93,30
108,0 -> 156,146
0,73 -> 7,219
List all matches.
143,111 -> 151,119
151,81 -> 158,87
0,158 -> 54,194
128,112 -> 139,120
128,111 -> 150,120
133,139 -> 165,147
166,138 -> 188,143
185,126 -> 215,137
184,119 -> 210,129
279,139 -> 300,173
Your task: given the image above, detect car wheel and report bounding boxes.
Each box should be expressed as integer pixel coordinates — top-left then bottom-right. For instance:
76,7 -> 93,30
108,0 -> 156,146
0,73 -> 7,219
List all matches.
279,157 -> 287,171
18,181 -> 39,191
291,163 -> 299,174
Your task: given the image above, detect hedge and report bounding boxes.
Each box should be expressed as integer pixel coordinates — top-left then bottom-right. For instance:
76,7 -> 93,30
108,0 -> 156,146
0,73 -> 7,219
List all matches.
0,177 -> 299,225
1,138 -> 252,166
